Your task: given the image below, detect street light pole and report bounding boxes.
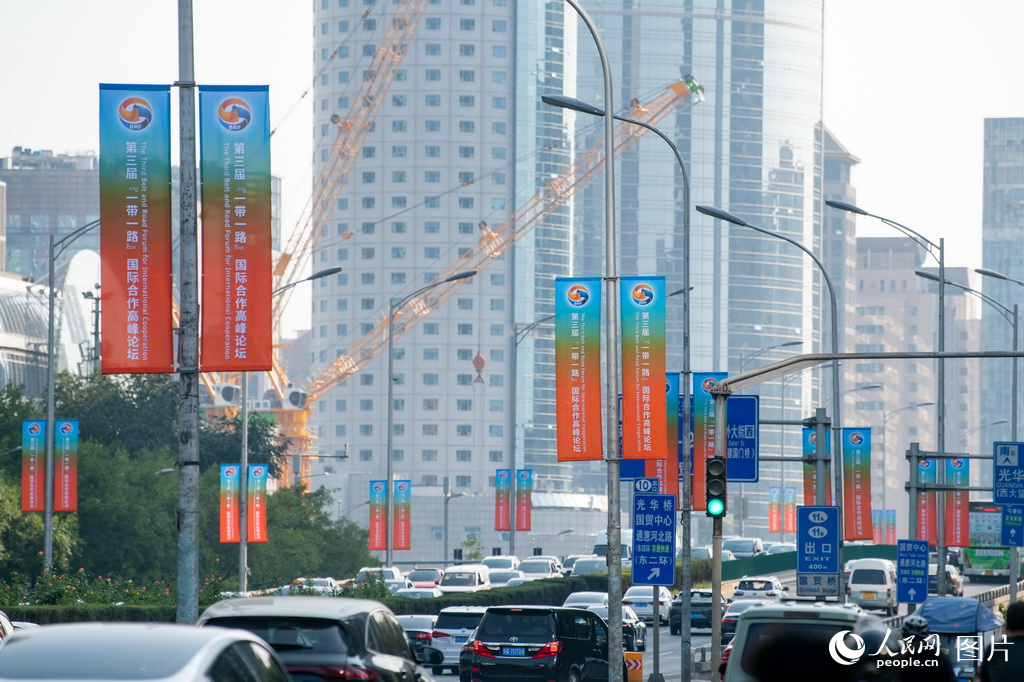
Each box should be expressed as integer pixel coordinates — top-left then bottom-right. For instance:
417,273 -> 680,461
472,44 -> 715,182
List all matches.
880,402 -> 935,522
442,476 -> 466,564
385,270 -> 477,567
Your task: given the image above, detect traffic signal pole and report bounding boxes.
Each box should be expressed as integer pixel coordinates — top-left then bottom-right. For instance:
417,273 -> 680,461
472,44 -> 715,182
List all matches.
710,392 -> 728,681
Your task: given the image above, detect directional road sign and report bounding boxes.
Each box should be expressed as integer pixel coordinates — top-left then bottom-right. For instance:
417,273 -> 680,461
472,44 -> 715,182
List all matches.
796,505 -> 840,597
896,539 -> 929,604
633,478 -> 660,494
1002,505 -> 1024,548
631,493 -> 676,587
725,395 -> 759,483
994,442 -> 1024,504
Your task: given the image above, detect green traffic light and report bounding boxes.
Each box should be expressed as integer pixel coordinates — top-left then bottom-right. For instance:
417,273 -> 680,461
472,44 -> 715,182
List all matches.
707,498 -> 726,516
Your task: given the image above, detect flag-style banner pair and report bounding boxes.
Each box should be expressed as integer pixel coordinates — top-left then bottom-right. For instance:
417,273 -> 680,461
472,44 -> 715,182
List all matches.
799,427 -> 874,541
917,458 -> 969,546
368,481 -> 413,551
554,276 -> 667,462
767,487 -> 797,533
219,464 -> 270,543
871,510 -> 897,544
98,84 -> 273,374
494,469 -> 534,531
21,420 -> 79,513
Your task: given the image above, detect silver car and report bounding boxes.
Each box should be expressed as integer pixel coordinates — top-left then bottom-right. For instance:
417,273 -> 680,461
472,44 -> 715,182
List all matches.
429,605 -> 488,674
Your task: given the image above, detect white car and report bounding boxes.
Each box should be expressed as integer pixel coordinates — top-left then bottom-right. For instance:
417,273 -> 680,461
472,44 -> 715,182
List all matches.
622,585 -> 673,624
481,555 -> 520,571
394,587 -> 443,599
385,578 -> 414,594
571,557 -> 609,576
517,558 -> 562,580
731,575 -> 788,601
488,569 -> 525,588
562,591 -> 609,608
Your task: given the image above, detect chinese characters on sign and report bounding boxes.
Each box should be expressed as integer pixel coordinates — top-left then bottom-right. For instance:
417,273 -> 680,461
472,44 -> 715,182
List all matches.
994,442 -> 1024,502
797,506 -> 840,597
896,539 -> 928,603
554,277 -> 602,461
631,493 -> 676,587
619,276 -> 666,460
842,428 -> 872,540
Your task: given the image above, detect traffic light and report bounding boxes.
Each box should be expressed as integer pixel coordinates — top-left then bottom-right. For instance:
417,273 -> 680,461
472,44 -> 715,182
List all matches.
705,456 -> 727,518
453,548 -> 463,561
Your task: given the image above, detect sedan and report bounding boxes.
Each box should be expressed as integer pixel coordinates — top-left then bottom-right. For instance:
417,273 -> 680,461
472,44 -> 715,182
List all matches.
517,558 -> 562,580
928,564 -> 965,596
669,589 -> 720,634
721,599 -> 773,643
488,569 -> 525,588
397,614 -> 436,662
0,622 -> 290,681
590,605 -> 648,651
731,575 -> 788,601
395,587 -> 444,599
622,585 -> 673,624
408,568 -> 444,588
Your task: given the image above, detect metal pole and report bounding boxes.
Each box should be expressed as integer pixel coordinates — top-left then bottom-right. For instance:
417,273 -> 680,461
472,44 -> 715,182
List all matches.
1012,306 -> 1019,604
239,372 -> 249,594
813,409 -> 829,506
443,476 -> 450,564
710,391 -> 727,681
907,442 -> 921,615
936,238 -> 947,596
508,329 -> 518,558
44,235 -> 56,570
386,298 -> 396,568
175,0 -> 201,624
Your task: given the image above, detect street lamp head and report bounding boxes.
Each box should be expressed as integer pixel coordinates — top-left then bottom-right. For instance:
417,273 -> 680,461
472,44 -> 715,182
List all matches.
695,205 -> 747,227
310,266 -> 344,281
976,267 -> 1009,281
541,94 -> 606,117
915,270 -> 940,283
825,199 -> 869,216
445,270 -> 477,283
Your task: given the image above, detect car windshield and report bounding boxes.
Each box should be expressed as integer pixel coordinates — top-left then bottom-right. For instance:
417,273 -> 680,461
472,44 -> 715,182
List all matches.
573,560 -> 606,573
396,589 -> 434,598
740,623 -> 851,673
478,610 -> 555,639
489,571 -> 520,583
435,612 -> 485,630
519,561 -> 552,573
0,633 -> 202,680
482,558 -> 513,569
204,616 -> 349,654
851,569 -> 886,585
408,570 -> 439,582
440,572 -> 478,586
737,580 -> 774,591
398,616 -> 435,630
692,591 -> 713,600
565,593 -> 602,605
723,540 -> 755,553
725,601 -> 763,616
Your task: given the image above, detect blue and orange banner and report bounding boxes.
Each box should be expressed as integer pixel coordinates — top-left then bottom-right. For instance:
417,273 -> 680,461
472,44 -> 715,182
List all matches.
620,276 -> 666,459
554,277 -> 603,461
54,420 -> 79,513
516,469 -> 533,531
394,481 -> 411,550
784,486 -> 797,533
220,465 -> 241,543
495,469 -> 511,531
842,428 -> 872,540
644,373 -> 680,501
768,487 -> 782,533
98,84 -> 175,373
248,464 -> 269,543
369,481 -> 386,551
21,420 -> 45,512
692,372 -> 726,511
872,510 -> 883,544
885,509 -> 897,545
945,457 -> 970,547
198,85 -> 273,371
801,428 -> 833,505
917,459 -> 938,545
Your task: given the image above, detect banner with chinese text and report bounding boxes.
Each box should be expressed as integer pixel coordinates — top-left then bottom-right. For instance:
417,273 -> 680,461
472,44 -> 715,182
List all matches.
554,277 -> 602,461
98,84 -> 175,373
516,469 -> 533,531
842,428 -> 872,540
644,373 -> 680,500
692,372 -> 726,511
54,420 -> 79,512
495,469 -> 511,531
199,85 -> 273,371
369,481 -> 386,551
768,487 -> 782,533
885,509 -> 897,545
801,428 -> 833,505
248,464 -> 269,543
620,276 -> 666,459
784,487 -> 797,533
21,420 -> 45,512
872,510 -> 883,544
220,465 -> 240,543
917,459 -> 938,545
945,458 -> 970,547
393,481 -> 411,550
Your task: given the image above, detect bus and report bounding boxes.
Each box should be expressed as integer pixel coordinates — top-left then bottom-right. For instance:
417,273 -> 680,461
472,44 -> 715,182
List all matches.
963,501 -> 1022,581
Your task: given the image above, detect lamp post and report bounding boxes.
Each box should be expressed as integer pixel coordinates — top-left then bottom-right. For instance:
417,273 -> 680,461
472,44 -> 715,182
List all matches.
44,218 -> 101,569
828,200 -> 948,593
442,477 -> 467,564
385,270 -> 477,567
960,420 -> 1009,449
880,402 -> 935,520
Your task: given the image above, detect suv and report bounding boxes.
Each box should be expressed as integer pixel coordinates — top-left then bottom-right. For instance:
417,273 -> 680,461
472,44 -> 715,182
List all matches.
669,589 -> 717,634
356,566 -> 404,582
721,538 -> 765,559
731,576 -> 787,601
198,596 -> 439,682
466,606 -> 617,682
431,606 -> 489,674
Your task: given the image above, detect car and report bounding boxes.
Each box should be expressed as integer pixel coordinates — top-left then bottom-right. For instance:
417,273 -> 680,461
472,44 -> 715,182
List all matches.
439,564 -> 491,593
561,554 -> 594,577
570,557 -> 609,576
275,576 -> 337,596
766,543 -> 796,555
562,591 -> 609,608
10,621 -> 38,631
488,569 -> 525,588
722,538 -> 765,558
356,565 -> 405,582
531,555 -> 565,574
481,555 -> 521,571
397,614 -> 437,663
466,606 -> 618,682
846,558 -> 898,614
690,546 -> 737,561
430,605 -> 489,674
589,605 -> 648,651
669,589 -> 720,633
731,576 -> 788,601
622,585 -> 673,625
505,577 -> 531,587
395,587 -> 445,599
387,578 -> 415,594
518,557 -> 562,580
0,622 -> 291,681
408,568 -> 444,588
928,563 -> 965,596
720,600 -> 773,644
199,595 -> 438,682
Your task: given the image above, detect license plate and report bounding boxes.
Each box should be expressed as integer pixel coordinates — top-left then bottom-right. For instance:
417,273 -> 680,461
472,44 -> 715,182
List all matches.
454,637 -> 468,643
634,603 -> 648,608
691,613 -> 702,619
862,592 -> 875,599
985,571 -> 994,576
502,647 -> 526,657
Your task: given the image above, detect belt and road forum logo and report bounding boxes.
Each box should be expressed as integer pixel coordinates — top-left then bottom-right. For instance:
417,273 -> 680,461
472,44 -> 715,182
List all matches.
848,431 -> 865,446
700,376 -> 719,394
631,283 -> 655,306
566,284 -> 590,307
217,98 -> 252,131
118,97 -> 153,131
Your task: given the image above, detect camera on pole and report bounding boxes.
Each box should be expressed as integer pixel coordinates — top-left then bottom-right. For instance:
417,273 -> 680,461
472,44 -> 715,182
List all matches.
706,456 -> 727,517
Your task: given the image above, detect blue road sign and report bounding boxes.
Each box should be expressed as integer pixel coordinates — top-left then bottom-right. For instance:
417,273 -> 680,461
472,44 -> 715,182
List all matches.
631,493 -> 676,587
1003,505 -> 1024,548
634,478 -> 660,494
726,395 -> 759,483
896,539 -> 929,604
994,442 -> 1024,503
796,506 -> 840,597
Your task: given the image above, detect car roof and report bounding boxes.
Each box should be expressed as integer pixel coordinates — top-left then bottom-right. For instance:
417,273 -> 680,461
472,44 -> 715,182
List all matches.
736,602 -> 862,621
739,575 -> 780,581
200,595 -> 388,622
439,605 -> 490,614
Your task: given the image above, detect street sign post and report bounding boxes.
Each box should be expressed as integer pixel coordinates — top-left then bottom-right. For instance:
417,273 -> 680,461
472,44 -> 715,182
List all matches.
634,478 -> 660,494
796,505 -> 840,597
725,395 -> 759,482
1003,505 -> 1024,548
994,442 -> 1024,504
896,539 -> 929,604
631,493 -> 676,587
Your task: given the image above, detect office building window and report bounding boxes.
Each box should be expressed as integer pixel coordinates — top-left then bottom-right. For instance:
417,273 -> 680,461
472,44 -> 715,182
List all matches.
457,298 -> 473,310
456,476 -> 472,488
335,425 -> 346,437
425,94 -> 441,107
458,197 -> 474,209
459,18 -> 475,30
490,375 -> 504,387
422,424 -> 438,436
423,373 -> 439,386
425,43 -> 441,55
459,70 -> 475,82
359,450 -> 372,462
360,298 -> 374,310
422,449 -> 438,461
456,450 -> 472,462
425,247 -> 441,258
423,323 -> 439,335
425,145 -> 441,157
425,221 -> 440,233
459,121 -> 475,133
423,348 -> 439,361
391,272 -> 406,284
426,68 -> 441,81
359,424 -> 373,436
456,399 -> 472,411
361,273 -> 374,285
425,119 -> 441,132
457,323 -> 473,335
457,374 -> 473,386
423,398 -> 438,410
489,399 -> 503,411
360,373 -> 374,386
459,95 -> 475,107
458,146 -> 475,158
459,44 -> 475,56
456,425 -> 472,436
425,171 -> 441,183
489,425 -> 503,437
489,450 -> 503,462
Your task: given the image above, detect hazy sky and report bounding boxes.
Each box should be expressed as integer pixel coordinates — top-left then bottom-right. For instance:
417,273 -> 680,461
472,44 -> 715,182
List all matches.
3,1 -> 1024,332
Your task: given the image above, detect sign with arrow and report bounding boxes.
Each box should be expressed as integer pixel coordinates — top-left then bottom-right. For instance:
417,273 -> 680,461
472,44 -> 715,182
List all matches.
994,442 -> 1024,504
1002,504 -> 1024,548
896,539 -> 929,604
631,493 -> 676,587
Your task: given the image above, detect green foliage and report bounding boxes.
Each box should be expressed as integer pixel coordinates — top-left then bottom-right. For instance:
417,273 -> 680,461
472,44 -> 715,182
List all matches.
460,536 -> 484,561
0,385 -> 41,456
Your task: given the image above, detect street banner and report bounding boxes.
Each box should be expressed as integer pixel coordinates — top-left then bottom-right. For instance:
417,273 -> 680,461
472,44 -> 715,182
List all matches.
886,509 -> 898,545
369,481 -> 386,551
21,420 -> 45,512
784,487 -> 797,533
872,510 -> 883,544
692,372 -> 727,511
917,459 -> 938,545
554,277 -> 603,461
945,457 -> 970,547
620,276 -> 666,459
516,469 -> 533,531
98,84 -> 175,373
53,420 -> 79,512
219,465 -> 240,543
495,469 -> 511,531
801,428 -> 833,505
198,85 -> 273,371
842,428 -> 872,540
644,373 -> 680,500
247,464 -> 269,543
393,481 -> 411,550
768,487 -> 782,533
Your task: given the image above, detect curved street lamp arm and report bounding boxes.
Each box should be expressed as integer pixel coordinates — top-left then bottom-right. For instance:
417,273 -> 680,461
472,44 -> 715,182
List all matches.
916,272 -> 1014,326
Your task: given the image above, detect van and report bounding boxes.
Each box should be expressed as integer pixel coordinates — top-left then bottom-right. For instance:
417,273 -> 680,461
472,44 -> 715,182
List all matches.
846,558 -> 897,615
592,543 -> 632,560
438,564 -> 490,593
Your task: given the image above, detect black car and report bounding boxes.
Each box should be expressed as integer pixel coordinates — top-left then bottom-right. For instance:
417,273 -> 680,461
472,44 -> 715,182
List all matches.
720,599 -> 771,643
466,606 -> 617,682
587,605 -> 647,651
669,589 -> 718,634
199,595 -> 441,682
398,614 -> 437,662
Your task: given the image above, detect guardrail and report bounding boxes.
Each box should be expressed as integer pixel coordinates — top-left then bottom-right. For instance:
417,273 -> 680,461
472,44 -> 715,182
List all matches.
692,644 -> 713,674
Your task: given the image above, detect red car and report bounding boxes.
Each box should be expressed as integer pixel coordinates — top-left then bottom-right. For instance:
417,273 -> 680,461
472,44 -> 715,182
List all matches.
408,568 -> 444,588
